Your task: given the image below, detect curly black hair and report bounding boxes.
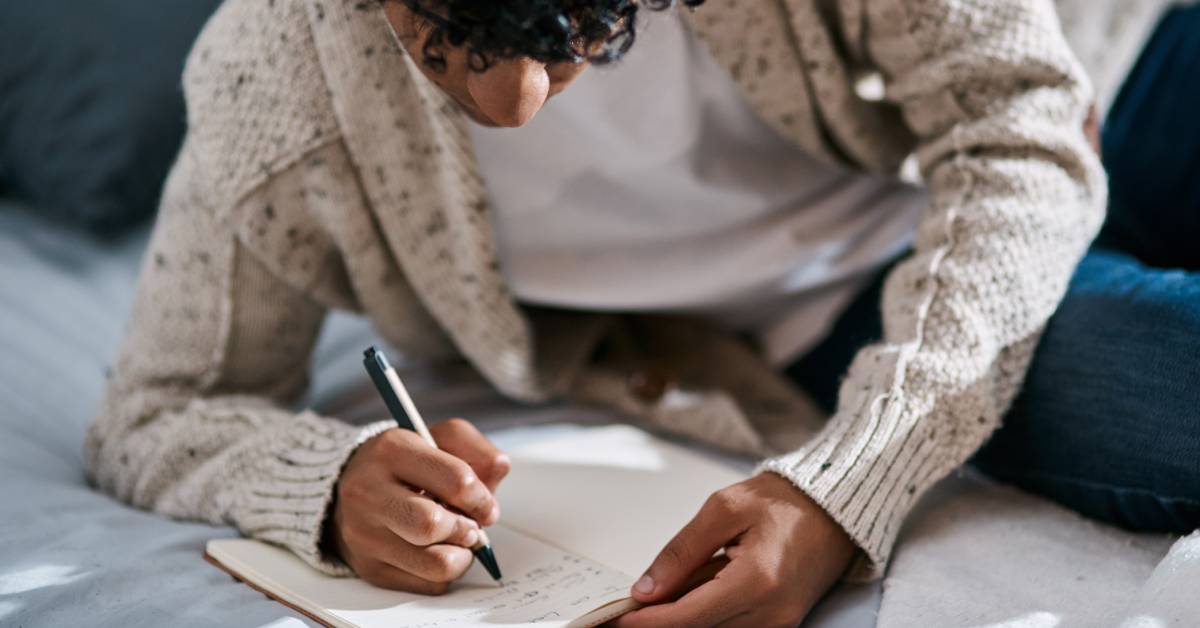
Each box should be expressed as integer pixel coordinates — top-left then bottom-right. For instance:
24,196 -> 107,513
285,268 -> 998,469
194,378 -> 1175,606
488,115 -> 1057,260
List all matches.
391,0 -> 706,73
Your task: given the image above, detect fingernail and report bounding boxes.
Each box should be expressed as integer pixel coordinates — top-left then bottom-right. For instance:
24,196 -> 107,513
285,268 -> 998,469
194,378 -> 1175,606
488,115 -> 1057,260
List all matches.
463,528 -> 480,548
489,504 -> 501,522
634,574 -> 655,595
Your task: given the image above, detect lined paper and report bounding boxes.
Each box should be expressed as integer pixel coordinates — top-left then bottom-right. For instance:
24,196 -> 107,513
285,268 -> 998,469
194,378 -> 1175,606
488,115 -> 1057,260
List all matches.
208,526 -> 631,628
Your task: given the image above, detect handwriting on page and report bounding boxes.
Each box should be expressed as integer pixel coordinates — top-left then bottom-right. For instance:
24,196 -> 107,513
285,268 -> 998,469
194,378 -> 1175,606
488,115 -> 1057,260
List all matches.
332,526 -> 632,628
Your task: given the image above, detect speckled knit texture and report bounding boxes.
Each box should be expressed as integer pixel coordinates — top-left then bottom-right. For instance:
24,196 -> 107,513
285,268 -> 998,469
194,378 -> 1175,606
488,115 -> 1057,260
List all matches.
87,0 -> 1107,581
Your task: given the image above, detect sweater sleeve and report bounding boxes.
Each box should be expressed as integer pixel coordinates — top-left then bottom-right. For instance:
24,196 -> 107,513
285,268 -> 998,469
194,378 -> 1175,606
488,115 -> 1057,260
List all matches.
759,0 -> 1107,579
85,145 -> 393,575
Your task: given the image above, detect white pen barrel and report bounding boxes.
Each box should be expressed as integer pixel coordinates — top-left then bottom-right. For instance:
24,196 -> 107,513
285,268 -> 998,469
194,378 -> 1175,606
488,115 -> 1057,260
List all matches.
382,367 -> 437,447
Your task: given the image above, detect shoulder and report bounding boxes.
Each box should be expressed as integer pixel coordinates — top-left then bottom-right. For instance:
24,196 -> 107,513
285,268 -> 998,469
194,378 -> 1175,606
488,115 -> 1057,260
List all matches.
181,0 -> 342,212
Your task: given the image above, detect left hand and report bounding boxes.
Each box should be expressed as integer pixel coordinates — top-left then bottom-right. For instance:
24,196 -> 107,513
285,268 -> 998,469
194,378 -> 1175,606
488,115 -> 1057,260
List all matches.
613,473 -> 857,627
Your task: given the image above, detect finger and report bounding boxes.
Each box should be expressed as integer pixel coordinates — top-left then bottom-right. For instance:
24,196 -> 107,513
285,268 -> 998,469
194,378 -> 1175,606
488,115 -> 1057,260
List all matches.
711,611 -> 757,628
355,559 -> 454,596
374,536 -> 475,583
379,486 -> 471,546
442,512 -> 483,549
675,556 -> 729,600
430,418 -> 512,493
384,432 -> 497,524
615,559 -> 753,628
631,491 -> 746,604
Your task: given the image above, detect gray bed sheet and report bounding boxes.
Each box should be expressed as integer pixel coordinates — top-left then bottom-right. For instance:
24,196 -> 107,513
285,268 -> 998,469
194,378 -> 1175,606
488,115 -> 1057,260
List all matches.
0,203 -> 878,627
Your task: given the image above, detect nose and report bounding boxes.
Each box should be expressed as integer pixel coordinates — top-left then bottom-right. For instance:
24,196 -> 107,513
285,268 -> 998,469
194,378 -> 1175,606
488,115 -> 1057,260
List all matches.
466,57 -> 550,128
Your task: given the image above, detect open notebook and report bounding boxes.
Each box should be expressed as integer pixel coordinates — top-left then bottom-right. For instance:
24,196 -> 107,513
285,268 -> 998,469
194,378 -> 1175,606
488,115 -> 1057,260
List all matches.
205,425 -> 749,627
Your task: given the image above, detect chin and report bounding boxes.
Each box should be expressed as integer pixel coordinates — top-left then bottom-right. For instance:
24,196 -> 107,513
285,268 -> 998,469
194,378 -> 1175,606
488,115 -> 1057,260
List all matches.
469,114 -> 502,128
457,102 -> 500,127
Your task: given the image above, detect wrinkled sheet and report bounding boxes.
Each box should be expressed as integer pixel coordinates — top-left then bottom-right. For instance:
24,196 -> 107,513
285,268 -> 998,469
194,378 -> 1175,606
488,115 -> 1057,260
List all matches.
8,204 -> 1192,628
0,204 -> 878,627
878,474 -> 1195,628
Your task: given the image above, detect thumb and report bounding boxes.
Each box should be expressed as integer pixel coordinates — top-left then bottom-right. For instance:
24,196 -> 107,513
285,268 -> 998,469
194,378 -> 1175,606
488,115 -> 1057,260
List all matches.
632,493 -> 743,604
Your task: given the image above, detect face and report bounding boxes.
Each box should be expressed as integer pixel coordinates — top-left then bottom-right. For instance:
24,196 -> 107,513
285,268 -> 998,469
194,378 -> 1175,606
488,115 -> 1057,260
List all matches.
383,1 -> 590,128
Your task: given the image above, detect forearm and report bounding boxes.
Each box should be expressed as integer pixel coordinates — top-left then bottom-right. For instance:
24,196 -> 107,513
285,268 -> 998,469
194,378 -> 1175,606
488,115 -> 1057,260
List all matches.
763,0 -> 1107,579
85,147 -> 385,572
87,389 -> 392,573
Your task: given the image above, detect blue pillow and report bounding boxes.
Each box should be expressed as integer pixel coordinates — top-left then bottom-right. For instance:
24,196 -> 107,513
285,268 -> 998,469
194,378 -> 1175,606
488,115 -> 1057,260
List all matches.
0,1 -> 222,236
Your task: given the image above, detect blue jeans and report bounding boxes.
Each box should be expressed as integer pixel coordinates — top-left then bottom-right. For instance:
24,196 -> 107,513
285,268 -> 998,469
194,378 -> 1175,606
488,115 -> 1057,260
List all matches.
787,6 -> 1200,534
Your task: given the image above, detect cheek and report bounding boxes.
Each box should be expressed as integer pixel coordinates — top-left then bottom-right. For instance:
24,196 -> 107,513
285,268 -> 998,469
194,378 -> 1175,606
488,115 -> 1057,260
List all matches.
407,53 -> 477,108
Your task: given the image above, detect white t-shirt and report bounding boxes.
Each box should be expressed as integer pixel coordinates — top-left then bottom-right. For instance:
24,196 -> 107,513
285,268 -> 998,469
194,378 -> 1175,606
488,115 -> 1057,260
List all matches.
469,10 -> 926,364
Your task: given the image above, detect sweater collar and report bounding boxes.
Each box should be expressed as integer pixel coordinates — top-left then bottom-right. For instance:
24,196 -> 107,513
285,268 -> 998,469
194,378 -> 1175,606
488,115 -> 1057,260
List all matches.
306,0 -> 548,401
301,1 -> 901,399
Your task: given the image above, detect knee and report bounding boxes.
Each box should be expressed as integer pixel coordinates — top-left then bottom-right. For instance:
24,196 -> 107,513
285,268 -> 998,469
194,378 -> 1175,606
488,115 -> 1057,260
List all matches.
975,251 -> 1200,532
1046,251 -> 1200,400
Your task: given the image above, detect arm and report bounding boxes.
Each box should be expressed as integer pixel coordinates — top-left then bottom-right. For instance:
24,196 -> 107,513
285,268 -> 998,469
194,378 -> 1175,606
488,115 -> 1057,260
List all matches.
617,0 -> 1106,624
89,142 -> 509,586
760,0 -> 1107,578
85,146 -> 392,574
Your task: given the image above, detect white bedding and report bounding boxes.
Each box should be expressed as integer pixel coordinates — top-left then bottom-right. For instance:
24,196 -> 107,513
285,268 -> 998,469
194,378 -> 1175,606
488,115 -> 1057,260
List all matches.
0,205 -> 878,627
4,204 -> 1193,628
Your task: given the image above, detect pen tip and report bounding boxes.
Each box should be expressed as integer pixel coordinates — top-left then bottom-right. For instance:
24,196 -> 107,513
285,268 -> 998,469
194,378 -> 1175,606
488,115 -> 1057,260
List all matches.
475,544 -> 502,581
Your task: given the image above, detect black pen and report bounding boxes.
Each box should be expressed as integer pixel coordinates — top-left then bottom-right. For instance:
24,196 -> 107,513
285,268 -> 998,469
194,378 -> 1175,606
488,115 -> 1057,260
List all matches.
362,346 -> 503,581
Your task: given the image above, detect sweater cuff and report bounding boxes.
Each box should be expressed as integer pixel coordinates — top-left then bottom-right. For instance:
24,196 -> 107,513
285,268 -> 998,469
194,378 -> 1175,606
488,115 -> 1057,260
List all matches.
240,415 -> 396,576
757,393 -> 935,582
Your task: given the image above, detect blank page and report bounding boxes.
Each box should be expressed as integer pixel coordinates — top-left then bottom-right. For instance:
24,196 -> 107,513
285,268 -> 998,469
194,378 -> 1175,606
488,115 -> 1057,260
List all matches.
497,424 -> 750,577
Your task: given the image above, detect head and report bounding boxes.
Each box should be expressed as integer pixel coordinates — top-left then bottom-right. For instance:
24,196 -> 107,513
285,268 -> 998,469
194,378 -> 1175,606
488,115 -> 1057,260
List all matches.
381,0 -> 703,128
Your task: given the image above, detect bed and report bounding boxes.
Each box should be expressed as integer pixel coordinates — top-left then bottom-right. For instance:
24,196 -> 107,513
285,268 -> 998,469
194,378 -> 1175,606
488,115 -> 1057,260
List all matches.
4,3 -> 1199,626
0,202 -> 882,627
5,196 -> 1196,628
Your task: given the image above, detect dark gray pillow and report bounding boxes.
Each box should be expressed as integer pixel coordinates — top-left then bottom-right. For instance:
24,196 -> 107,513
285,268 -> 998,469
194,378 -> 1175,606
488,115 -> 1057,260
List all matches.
0,1 -> 222,236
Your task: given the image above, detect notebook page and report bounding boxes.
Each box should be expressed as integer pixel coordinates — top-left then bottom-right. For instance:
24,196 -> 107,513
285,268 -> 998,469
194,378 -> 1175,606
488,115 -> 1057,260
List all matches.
207,525 -> 631,628
497,425 -> 751,577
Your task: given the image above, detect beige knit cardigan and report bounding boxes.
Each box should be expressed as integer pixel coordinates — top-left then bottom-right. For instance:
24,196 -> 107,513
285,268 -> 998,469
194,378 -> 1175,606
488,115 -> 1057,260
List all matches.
86,0 -> 1107,581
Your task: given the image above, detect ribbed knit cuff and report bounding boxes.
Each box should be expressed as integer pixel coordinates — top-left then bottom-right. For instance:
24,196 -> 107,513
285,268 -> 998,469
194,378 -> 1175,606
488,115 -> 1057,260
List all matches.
757,393 -> 936,582
239,415 -> 396,576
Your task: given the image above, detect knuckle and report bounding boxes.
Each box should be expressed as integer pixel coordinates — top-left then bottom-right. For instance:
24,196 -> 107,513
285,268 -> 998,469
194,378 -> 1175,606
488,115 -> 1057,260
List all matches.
392,494 -> 422,526
338,478 -> 370,504
448,464 -> 480,502
396,498 -> 444,544
423,581 -> 451,596
705,489 -> 735,516
428,555 -> 457,582
380,429 -> 409,452
413,507 -> 447,544
443,418 -> 470,433
425,547 -> 469,581
391,429 -> 425,452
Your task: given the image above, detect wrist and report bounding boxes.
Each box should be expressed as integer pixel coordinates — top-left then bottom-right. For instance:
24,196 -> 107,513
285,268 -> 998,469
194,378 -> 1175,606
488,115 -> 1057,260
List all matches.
756,471 -> 857,570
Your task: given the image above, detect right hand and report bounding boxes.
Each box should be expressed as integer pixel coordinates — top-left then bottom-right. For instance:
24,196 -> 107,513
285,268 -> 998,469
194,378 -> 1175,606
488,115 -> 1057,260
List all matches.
329,419 -> 511,594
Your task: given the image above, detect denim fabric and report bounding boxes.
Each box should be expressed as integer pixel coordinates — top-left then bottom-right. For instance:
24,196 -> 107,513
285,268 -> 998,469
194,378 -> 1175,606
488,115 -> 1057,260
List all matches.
1097,4 -> 1200,271
787,5 -> 1200,534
